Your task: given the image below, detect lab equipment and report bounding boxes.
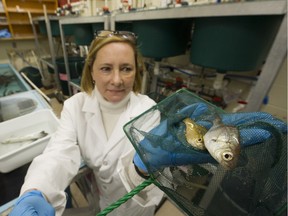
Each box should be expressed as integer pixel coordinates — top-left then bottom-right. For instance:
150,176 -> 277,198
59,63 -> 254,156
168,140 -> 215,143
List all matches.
125,88 -> 287,216
9,190 -> 55,216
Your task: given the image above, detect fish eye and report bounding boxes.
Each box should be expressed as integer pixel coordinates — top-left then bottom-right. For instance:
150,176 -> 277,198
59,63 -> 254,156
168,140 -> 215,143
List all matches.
223,152 -> 233,161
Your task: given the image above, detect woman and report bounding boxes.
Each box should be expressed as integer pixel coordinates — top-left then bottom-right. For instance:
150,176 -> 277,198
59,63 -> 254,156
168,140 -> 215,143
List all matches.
10,30 -> 163,216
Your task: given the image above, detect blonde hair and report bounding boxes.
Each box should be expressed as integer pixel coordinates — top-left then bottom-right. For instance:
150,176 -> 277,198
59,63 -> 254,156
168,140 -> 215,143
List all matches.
81,36 -> 144,95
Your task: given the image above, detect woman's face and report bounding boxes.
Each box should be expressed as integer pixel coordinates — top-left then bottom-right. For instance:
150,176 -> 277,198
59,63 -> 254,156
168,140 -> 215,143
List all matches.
91,42 -> 136,103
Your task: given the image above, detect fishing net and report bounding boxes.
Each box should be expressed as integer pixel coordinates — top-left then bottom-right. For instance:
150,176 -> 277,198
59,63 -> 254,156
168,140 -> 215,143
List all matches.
123,88 -> 287,216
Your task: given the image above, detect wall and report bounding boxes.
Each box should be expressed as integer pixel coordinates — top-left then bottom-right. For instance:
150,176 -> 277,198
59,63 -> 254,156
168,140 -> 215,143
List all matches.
0,40 -> 35,64
260,57 -> 287,121
0,39 -> 50,64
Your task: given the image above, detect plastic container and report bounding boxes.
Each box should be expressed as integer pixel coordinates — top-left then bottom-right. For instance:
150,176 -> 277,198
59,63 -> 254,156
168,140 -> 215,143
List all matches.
92,22 -> 104,38
0,109 -> 59,173
0,90 -> 51,122
73,23 -> 94,45
115,22 -> 133,32
56,56 -> 85,95
190,15 -> 282,71
0,64 -> 31,97
132,19 -> 192,60
19,66 -> 43,88
38,19 -> 74,37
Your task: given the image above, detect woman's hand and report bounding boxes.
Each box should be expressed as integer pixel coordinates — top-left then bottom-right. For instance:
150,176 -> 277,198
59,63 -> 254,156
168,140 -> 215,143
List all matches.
9,190 -> 55,216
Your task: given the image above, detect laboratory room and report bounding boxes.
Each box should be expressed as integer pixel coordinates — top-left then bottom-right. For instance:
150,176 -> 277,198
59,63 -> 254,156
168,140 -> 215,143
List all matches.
0,0 -> 287,215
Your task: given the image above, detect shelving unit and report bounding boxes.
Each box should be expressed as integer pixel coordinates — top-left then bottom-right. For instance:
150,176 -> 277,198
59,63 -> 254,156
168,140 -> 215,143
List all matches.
32,13 -> 72,102
59,15 -> 109,95
0,10 -> 8,30
0,0 -> 57,40
111,0 -> 287,112
33,14 -> 109,97
111,1 -> 286,24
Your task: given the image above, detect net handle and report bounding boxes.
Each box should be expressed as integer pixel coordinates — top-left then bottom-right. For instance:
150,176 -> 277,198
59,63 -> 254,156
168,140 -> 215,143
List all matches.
96,177 -> 156,216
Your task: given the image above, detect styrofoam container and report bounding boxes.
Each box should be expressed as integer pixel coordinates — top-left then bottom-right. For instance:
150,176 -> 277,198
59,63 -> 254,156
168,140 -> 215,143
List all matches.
0,109 -> 59,173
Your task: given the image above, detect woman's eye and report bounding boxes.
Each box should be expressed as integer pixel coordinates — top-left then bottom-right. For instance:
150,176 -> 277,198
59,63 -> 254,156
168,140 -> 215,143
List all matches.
100,67 -> 112,73
121,67 -> 133,73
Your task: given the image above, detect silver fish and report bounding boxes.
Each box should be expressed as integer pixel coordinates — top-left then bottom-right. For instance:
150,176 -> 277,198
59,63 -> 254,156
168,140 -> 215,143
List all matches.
1,131 -> 48,144
183,117 -> 207,150
203,116 -> 240,170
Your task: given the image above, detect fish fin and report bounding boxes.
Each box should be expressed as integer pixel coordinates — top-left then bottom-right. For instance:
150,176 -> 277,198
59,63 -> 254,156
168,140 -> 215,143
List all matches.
213,113 -> 223,125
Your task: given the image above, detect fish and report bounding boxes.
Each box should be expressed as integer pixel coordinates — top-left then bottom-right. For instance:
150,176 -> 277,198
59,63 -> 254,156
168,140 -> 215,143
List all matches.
1,131 -> 48,144
183,117 -> 207,150
203,115 -> 240,170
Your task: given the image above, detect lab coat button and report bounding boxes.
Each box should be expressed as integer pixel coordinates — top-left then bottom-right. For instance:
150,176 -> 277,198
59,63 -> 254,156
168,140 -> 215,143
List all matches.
103,161 -> 108,166
103,185 -> 107,190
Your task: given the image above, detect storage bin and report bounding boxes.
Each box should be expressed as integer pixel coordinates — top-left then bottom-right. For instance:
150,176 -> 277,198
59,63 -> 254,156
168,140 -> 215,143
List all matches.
56,56 -> 85,95
0,109 -> 59,173
19,66 -> 42,88
0,90 -> 51,122
190,15 -> 283,71
0,64 -> 31,97
132,19 -> 192,60
73,23 -> 94,45
38,19 -> 74,36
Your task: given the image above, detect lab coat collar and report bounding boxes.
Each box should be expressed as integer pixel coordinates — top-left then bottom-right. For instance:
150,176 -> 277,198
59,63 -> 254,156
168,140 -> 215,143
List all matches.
81,90 -> 141,158
81,91 -> 107,146
103,92 -> 142,157
81,90 -> 141,118
82,90 -> 100,114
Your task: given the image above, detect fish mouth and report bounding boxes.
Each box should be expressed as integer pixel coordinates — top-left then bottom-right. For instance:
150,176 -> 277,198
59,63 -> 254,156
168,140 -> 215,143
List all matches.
220,151 -> 239,170
222,151 -> 234,161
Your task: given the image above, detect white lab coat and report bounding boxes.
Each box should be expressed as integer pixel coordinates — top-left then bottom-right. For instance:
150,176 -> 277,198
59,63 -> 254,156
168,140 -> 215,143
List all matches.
20,90 -> 164,216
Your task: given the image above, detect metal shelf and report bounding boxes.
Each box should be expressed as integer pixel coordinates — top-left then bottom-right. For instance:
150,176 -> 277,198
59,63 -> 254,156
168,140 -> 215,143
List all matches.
40,57 -> 54,69
33,15 -> 69,22
30,6 -> 64,100
59,15 -> 109,25
112,1 -> 286,22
